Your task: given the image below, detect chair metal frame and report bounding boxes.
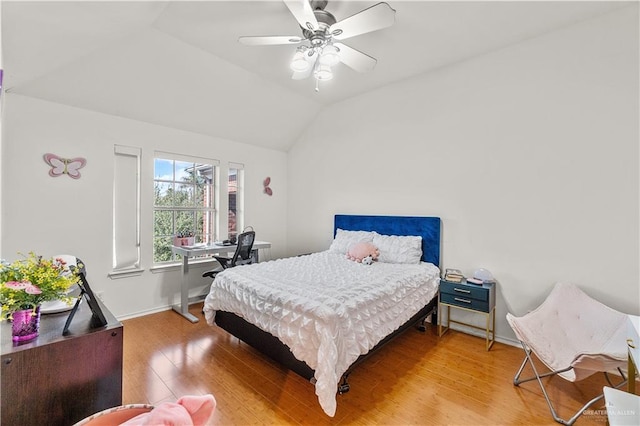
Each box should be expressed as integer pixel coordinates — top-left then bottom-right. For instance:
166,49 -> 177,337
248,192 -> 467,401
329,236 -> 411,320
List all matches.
513,338 -> 628,425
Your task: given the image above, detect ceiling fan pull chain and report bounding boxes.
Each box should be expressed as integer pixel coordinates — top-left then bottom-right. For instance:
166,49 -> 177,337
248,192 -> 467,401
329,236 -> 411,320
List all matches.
315,78 -> 320,93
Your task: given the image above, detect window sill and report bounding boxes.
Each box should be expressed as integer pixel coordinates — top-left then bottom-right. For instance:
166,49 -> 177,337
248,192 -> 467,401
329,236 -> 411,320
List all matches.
108,268 -> 145,279
150,258 -> 216,273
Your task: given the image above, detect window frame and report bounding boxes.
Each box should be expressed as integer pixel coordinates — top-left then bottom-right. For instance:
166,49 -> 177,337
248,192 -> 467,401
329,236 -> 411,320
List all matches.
152,152 -> 220,264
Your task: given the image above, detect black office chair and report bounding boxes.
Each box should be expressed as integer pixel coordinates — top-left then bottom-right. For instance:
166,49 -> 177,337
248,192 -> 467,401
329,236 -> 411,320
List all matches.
202,230 -> 256,279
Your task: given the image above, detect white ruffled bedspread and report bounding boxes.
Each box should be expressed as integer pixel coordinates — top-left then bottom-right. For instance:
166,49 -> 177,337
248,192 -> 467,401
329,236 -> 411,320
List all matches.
203,251 -> 440,417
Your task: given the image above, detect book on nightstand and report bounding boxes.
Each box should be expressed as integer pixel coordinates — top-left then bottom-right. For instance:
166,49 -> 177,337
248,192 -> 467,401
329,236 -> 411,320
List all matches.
444,268 -> 464,282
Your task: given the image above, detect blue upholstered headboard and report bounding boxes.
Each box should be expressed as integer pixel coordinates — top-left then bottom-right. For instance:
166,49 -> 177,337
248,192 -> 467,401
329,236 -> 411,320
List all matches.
334,214 -> 441,267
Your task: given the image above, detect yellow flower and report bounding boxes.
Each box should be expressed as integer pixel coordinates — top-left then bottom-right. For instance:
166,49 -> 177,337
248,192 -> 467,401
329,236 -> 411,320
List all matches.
0,252 -> 80,319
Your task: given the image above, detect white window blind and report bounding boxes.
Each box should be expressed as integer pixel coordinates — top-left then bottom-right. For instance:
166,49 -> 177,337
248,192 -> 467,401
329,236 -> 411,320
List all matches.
228,162 -> 244,236
112,145 -> 141,276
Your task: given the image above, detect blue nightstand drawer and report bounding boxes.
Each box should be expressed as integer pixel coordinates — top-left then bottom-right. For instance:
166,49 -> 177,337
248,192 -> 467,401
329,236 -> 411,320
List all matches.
440,292 -> 490,312
438,276 -> 496,350
440,280 -> 491,302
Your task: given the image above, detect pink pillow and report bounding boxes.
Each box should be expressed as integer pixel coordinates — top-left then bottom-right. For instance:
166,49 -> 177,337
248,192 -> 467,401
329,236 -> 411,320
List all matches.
121,394 -> 216,426
346,242 -> 380,263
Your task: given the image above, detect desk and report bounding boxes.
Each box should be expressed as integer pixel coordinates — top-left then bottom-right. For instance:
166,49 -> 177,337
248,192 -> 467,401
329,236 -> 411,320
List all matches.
603,386 -> 639,425
171,241 -> 271,322
1,298 -> 122,425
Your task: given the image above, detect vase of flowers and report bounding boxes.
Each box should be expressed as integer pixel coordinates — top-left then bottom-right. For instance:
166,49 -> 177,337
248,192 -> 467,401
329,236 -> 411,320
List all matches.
1,253 -> 80,342
10,306 -> 42,342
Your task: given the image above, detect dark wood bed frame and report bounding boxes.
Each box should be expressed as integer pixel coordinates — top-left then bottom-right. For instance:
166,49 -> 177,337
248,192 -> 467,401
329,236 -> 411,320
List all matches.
214,214 -> 442,393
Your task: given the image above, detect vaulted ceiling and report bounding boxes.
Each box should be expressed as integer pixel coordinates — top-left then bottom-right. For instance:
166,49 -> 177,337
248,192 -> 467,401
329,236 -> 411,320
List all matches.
2,1 -> 628,151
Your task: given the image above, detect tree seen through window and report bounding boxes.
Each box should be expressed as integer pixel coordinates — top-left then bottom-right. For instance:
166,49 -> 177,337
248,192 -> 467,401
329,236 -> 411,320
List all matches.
153,158 -> 216,263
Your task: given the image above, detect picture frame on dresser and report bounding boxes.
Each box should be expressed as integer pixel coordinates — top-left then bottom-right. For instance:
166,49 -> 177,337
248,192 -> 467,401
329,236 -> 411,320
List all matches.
63,271 -> 107,335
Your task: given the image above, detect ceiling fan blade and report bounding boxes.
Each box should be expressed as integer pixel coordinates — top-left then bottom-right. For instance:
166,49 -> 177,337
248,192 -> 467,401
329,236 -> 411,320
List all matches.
334,42 -> 377,73
284,0 -> 319,32
330,2 -> 396,40
239,35 -> 303,46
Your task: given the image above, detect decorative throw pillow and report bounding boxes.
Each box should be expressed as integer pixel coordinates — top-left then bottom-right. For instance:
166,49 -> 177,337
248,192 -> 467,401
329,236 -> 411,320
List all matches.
329,229 -> 376,254
346,242 -> 380,263
373,234 -> 422,264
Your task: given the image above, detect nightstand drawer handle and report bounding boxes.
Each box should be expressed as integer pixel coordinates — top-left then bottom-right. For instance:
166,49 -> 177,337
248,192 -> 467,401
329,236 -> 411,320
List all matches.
454,288 -> 471,294
454,297 -> 472,304
628,339 -> 636,349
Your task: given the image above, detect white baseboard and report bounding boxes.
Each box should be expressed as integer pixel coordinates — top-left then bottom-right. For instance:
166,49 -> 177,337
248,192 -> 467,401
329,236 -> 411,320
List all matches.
442,321 -> 521,348
116,292 -> 209,322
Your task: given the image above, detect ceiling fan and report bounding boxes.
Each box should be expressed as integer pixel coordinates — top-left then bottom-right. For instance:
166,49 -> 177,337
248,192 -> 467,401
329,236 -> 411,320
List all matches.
239,0 -> 396,90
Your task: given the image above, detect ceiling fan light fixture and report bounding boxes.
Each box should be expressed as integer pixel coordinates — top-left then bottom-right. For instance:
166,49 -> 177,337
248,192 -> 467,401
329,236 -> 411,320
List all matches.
240,0 -> 396,89
314,64 -> 333,81
290,49 -> 311,72
319,44 -> 340,66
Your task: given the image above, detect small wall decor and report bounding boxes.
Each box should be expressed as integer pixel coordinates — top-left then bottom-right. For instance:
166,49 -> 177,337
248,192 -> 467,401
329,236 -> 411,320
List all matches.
263,176 -> 273,196
43,153 -> 86,179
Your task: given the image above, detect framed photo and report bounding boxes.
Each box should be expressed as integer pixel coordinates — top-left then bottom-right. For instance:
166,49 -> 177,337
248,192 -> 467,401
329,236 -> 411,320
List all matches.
62,271 -> 107,335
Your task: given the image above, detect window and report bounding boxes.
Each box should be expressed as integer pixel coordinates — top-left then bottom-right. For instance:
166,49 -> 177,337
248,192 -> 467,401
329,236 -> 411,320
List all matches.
153,154 -> 218,263
228,163 -> 244,240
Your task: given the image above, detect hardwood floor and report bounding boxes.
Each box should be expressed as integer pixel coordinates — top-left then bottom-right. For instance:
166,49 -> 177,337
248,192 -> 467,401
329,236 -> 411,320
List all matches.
122,303 -> 623,425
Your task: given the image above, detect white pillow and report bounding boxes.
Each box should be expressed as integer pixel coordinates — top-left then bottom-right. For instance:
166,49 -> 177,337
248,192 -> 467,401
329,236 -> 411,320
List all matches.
373,234 -> 422,264
329,229 -> 376,254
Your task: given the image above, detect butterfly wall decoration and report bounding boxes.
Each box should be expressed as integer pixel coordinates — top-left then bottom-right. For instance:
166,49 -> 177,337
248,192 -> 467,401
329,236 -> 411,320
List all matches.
43,153 -> 86,179
263,177 -> 273,196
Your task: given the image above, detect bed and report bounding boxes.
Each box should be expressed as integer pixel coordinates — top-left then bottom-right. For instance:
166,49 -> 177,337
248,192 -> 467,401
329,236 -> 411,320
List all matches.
203,214 -> 441,416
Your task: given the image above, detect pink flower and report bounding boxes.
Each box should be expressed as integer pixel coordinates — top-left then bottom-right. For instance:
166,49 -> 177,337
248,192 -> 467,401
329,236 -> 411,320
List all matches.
24,284 -> 42,294
4,281 -> 29,290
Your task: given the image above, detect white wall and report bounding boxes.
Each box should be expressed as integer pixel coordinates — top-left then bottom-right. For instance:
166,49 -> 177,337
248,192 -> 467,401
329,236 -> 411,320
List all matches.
1,94 -> 288,318
1,5 -> 637,336
287,6 -> 639,343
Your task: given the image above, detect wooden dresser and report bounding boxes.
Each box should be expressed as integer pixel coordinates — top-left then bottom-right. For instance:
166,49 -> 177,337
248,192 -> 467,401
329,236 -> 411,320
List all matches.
1,298 -> 123,425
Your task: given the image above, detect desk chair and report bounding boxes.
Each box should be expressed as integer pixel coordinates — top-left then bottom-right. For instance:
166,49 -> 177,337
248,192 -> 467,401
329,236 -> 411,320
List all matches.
202,230 -> 256,279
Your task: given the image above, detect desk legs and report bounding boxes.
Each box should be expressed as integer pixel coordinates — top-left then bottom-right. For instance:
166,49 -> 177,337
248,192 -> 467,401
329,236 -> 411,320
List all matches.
629,351 -> 636,394
172,255 -> 199,323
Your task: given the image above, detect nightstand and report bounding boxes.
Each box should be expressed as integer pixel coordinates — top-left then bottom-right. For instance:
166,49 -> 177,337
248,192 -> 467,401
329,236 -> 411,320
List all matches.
438,278 -> 496,350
